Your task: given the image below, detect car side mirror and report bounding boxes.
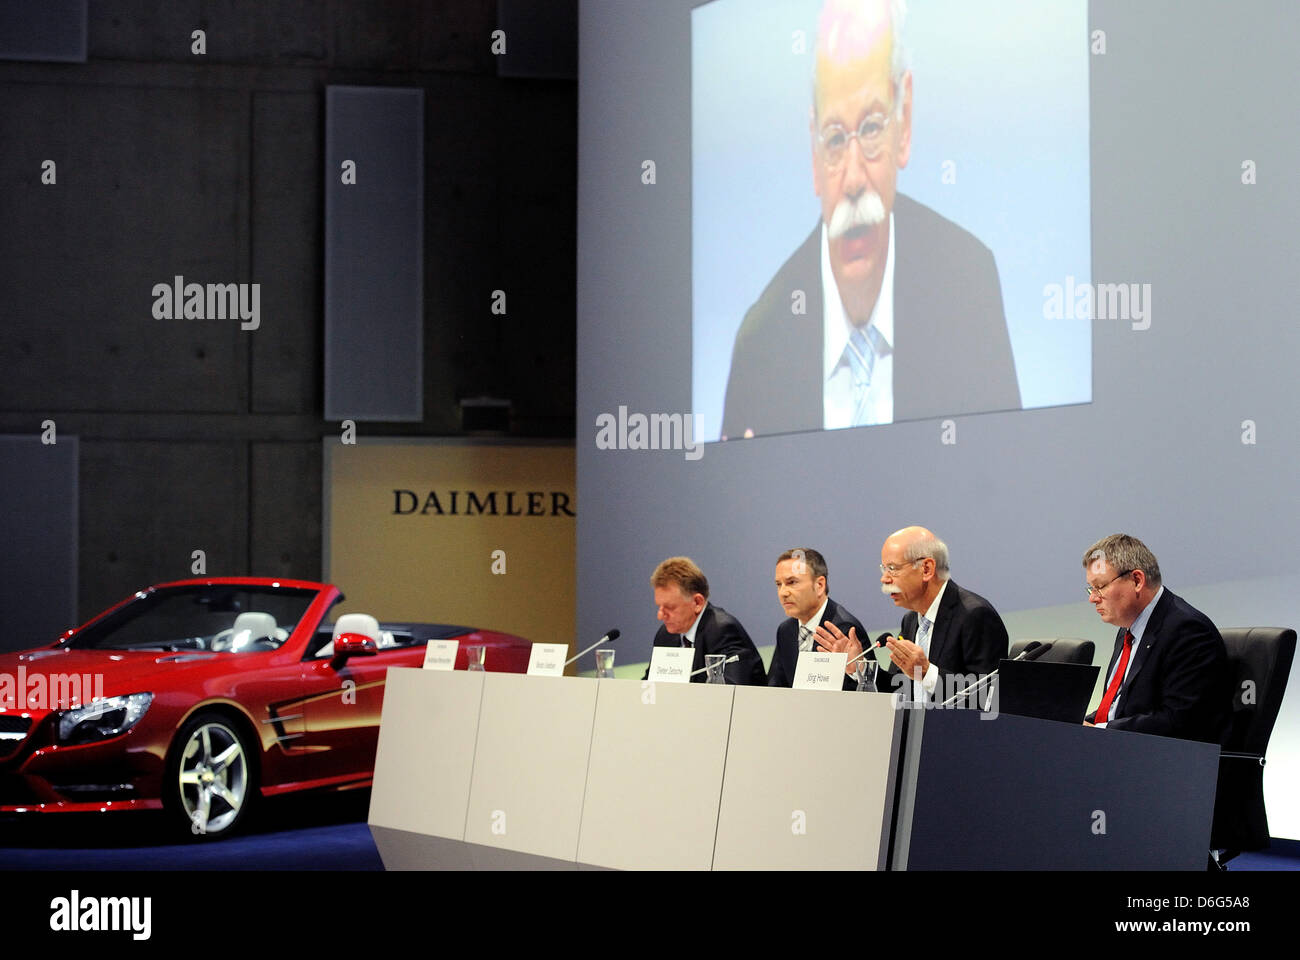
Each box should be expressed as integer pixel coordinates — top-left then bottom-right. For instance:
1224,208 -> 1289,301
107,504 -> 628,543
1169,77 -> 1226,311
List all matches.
331,632 -> 378,664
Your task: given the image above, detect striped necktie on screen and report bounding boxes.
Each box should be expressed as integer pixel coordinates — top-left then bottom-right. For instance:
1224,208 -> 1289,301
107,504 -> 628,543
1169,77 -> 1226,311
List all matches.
846,324 -> 889,425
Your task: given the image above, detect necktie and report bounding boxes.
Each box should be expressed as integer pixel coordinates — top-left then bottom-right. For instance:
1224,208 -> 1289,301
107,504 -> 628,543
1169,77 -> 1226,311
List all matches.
915,615 -> 933,657
1094,630 -> 1135,723
910,616 -> 933,698
845,324 -> 889,425
798,625 -> 814,652
681,636 -> 692,648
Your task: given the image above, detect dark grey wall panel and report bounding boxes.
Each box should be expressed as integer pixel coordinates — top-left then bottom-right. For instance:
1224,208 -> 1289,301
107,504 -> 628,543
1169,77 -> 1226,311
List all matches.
0,83 -> 249,413
324,85 -> 424,422
333,1 -> 494,73
0,0 -> 87,63
250,441 -> 321,580
252,91 -> 322,415
89,1 -> 328,64
0,435 -> 77,652
495,0 -> 577,79
78,441 -> 248,618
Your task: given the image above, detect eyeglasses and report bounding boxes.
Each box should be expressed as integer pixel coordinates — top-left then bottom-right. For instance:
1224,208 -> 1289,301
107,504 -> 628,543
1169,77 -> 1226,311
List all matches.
1085,570 -> 1133,598
880,559 -> 924,576
818,111 -> 894,168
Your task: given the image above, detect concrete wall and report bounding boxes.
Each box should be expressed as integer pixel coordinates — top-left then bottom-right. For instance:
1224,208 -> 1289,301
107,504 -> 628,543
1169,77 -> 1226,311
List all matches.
0,1 -> 576,621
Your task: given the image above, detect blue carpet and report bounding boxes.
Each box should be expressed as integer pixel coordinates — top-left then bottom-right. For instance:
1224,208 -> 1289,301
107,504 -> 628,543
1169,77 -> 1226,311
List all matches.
0,791 -> 383,870
1,790 -> 1296,870
1229,837 -> 1300,871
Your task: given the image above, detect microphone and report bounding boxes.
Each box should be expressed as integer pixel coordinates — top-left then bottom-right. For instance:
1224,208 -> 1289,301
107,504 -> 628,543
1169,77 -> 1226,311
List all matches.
689,653 -> 738,678
937,641 -> 1056,707
564,628 -> 620,666
1019,640 -> 1054,662
843,632 -> 893,669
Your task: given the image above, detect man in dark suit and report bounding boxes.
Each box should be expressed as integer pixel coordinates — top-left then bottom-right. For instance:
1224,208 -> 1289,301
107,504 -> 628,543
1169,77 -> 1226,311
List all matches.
1082,534 -> 1229,743
767,547 -> 870,691
817,526 -> 1007,703
720,0 -> 1019,441
643,556 -> 766,685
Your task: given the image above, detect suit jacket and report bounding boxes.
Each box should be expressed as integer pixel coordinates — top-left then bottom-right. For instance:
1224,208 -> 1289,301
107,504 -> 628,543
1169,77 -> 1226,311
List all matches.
881,580 -> 1007,702
721,194 -> 1020,440
767,597 -> 869,691
643,603 -> 766,686
1086,588 -> 1229,743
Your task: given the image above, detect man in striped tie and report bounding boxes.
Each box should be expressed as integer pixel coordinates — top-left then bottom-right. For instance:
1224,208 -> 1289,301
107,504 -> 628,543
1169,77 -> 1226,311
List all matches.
1082,534 -> 1229,742
766,547 -> 869,690
817,526 -> 1007,704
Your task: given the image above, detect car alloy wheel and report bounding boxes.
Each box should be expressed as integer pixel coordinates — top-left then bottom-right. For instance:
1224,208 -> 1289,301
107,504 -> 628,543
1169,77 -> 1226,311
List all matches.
171,713 -> 255,838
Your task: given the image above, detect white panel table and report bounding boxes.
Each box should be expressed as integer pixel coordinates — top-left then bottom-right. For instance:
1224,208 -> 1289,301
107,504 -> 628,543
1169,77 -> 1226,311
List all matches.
461,673 -> 599,869
368,667 -> 485,870
577,678 -> 735,870
713,686 -> 903,870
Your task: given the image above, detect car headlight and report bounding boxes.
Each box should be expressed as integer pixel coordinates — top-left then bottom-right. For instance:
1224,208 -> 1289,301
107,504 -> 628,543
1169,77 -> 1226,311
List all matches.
56,693 -> 153,745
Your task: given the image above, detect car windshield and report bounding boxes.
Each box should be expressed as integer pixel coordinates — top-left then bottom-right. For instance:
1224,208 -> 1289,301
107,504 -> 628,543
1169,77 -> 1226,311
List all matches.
66,585 -> 319,653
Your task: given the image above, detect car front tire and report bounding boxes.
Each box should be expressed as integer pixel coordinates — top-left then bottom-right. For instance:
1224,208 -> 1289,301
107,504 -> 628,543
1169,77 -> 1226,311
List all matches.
165,711 -> 257,840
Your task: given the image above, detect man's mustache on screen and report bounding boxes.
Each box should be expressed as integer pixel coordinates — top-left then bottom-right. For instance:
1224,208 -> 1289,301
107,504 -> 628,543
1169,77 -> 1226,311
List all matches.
828,190 -> 886,239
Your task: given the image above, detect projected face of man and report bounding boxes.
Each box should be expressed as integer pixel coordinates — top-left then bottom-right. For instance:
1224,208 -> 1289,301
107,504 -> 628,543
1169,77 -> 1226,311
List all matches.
811,0 -> 912,327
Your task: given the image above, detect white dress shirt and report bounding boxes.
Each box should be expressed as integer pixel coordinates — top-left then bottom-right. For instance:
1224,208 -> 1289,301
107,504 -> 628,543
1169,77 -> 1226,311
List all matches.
913,579 -> 949,699
822,215 -> 895,430
798,598 -> 831,651
681,601 -> 707,647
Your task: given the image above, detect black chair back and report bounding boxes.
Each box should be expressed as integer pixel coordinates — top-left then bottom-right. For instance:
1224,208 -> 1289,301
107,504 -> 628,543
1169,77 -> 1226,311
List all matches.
1211,627 -> 1296,854
1008,637 -> 1095,665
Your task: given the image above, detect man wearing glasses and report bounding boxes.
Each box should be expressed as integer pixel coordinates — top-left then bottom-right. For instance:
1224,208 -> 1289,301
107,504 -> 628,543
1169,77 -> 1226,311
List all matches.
720,0 -> 1019,440
816,526 -> 1007,703
1082,534 -> 1229,742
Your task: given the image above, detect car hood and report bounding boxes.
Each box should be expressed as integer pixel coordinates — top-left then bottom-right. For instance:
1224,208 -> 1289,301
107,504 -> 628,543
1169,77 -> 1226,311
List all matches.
0,647 -> 242,709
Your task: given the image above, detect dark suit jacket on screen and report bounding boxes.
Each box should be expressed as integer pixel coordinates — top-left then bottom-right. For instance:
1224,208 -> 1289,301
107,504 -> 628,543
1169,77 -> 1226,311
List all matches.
643,602 -> 766,686
721,194 -> 1020,440
1086,588 -> 1229,743
767,597 -> 869,692
880,579 -> 1007,701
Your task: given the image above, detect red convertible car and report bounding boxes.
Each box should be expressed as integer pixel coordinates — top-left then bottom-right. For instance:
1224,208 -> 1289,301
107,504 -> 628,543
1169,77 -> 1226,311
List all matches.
0,577 -> 532,838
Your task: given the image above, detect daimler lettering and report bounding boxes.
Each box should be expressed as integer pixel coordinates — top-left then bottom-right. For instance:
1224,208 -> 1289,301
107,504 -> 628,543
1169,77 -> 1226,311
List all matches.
392,489 -> 574,517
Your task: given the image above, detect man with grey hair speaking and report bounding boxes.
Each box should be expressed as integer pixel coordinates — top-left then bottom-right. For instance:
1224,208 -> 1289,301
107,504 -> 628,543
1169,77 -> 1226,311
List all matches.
1082,534 -> 1229,742
816,525 -> 1007,701
720,0 -> 1019,441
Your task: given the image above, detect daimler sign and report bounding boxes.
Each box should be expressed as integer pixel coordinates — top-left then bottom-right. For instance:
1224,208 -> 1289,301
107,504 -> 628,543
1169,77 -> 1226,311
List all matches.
391,490 -> 575,517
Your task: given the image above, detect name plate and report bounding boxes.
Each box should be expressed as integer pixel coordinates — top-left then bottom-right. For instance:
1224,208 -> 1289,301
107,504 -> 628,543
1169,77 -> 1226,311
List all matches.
526,642 -> 568,676
647,646 -> 694,683
422,639 -> 459,671
793,650 -> 847,690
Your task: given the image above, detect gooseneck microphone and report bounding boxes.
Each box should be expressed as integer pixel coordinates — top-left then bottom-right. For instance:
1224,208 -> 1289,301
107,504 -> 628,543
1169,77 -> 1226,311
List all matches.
688,653 -> 738,677
845,632 -> 895,672
938,640 -> 1055,707
564,628 -> 620,666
